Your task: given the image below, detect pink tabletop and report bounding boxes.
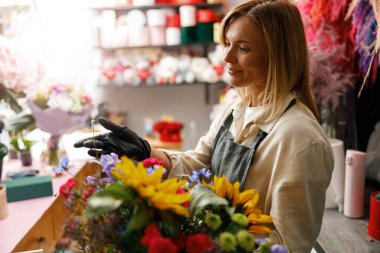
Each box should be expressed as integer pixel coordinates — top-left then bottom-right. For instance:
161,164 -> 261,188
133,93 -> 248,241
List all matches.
0,159 -> 86,253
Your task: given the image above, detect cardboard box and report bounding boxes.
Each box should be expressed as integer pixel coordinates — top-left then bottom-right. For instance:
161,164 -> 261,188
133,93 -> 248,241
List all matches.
4,175 -> 53,202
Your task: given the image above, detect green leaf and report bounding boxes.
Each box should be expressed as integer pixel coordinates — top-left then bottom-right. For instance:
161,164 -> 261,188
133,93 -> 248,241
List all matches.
189,184 -> 229,215
85,193 -> 123,218
0,143 -> 8,160
0,86 -> 22,113
127,204 -> 150,232
85,182 -> 135,218
5,113 -> 35,133
105,181 -> 136,201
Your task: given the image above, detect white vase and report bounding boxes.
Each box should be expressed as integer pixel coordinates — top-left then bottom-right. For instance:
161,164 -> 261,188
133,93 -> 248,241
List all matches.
326,138 -> 345,212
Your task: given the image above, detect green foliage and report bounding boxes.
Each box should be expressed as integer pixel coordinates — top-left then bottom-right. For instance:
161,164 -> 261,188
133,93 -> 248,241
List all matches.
5,113 -> 35,133
189,184 -> 229,215
85,183 -> 136,218
0,142 -> 8,160
9,131 -> 35,151
0,84 -> 22,113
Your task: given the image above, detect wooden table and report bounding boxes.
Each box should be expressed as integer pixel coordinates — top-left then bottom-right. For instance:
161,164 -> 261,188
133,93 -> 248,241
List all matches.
0,160 -> 93,252
315,181 -> 380,253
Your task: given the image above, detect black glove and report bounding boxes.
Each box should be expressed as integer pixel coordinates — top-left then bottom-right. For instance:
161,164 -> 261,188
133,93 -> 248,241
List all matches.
73,117 -> 151,161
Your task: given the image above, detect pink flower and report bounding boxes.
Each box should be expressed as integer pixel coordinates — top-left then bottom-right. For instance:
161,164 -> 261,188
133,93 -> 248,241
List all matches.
142,158 -> 164,168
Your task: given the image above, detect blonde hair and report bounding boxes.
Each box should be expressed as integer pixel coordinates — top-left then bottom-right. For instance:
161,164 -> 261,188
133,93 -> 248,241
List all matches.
220,0 -> 319,122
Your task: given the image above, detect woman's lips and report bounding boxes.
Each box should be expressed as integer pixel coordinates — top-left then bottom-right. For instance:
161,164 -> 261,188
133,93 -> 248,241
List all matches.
227,68 -> 243,75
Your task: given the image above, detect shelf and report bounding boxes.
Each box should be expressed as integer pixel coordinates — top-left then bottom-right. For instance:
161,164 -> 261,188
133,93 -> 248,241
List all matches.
98,81 -> 226,104
96,42 -> 216,51
90,3 -> 223,12
98,81 -> 225,88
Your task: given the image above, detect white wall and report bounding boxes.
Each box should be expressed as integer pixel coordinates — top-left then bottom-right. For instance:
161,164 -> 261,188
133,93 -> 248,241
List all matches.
94,84 -> 222,150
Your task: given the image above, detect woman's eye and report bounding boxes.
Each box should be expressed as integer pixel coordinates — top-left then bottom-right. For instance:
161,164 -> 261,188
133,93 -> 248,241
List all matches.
239,47 -> 248,52
224,42 -> 230,47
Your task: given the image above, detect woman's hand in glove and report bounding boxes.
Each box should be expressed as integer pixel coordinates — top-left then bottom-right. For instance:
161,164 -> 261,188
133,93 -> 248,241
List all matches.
73,117 -> 151,161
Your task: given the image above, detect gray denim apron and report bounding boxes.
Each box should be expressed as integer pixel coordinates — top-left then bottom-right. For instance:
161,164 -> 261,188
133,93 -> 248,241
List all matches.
211,99 -> 296,189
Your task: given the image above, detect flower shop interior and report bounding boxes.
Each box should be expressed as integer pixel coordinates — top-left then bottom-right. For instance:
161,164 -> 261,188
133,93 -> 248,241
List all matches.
0,0 -> 380,252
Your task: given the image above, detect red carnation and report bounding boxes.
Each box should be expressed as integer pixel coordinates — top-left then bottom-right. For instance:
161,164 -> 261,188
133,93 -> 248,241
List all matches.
141,224 -> 162,246
142,158 -> 164,168
59,178 -> 76,198
147,237 -> 178,253
186,234 -> 214,253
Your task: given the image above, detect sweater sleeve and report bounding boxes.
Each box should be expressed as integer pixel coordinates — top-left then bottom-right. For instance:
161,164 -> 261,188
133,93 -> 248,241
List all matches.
269,142 -> 334,253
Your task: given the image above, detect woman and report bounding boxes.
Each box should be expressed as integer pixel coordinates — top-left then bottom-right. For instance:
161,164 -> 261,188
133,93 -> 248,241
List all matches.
75,0 -> 334,251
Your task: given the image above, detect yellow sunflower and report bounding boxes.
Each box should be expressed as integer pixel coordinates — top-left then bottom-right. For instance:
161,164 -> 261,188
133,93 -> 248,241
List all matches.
207,175 -> 273,234
111,156 -> 191,216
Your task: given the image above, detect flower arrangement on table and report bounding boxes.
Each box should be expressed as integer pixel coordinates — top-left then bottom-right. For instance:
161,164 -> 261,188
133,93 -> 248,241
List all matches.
57,154 -> 287,253
27,83 -> 93,166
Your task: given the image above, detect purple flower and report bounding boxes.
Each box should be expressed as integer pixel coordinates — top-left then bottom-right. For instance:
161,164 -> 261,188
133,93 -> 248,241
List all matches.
53,156 -> 69,174
86,175 -> 114,187
92,153 -> 120,179
254,237 -> 270,246
271,244 -> 288,253
190,168 -> 212,184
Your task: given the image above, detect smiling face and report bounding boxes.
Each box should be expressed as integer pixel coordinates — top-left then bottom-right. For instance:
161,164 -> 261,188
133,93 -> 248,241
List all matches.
223,15 -> 268,94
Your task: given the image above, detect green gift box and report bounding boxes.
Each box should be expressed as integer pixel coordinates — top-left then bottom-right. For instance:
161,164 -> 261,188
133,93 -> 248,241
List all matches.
4,175 -> 53,202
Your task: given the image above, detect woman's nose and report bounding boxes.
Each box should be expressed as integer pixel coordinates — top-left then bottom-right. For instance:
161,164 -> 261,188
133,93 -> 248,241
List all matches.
223,47 -> 236,64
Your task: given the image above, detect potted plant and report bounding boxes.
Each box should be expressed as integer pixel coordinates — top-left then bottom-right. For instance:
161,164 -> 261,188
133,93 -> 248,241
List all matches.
10,131 -> 34,167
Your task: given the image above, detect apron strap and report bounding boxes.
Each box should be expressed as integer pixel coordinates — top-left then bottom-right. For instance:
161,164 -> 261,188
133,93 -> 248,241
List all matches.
249,99 -> 295,150
222,111 -> 234,129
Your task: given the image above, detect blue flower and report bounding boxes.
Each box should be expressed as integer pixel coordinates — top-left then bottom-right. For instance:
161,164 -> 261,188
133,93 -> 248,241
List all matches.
147,165 -> 167,175
53,156 -> 70,174
271,244 -> 288,253
189,168 -> 212,184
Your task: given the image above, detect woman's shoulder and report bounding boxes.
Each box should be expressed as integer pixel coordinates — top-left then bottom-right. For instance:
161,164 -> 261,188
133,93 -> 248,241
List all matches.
274,103 -> 330,148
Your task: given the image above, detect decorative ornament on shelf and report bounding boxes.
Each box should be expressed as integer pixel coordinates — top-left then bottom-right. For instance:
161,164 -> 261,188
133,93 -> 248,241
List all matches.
57,153 -> 287,253
27,83 -> 93,167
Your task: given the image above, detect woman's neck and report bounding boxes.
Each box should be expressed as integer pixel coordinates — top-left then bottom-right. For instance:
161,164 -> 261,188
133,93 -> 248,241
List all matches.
248,85 -> 264,107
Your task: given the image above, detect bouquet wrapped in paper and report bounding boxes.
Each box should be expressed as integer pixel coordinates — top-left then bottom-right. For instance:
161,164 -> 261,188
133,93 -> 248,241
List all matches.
27,83 -> 93,166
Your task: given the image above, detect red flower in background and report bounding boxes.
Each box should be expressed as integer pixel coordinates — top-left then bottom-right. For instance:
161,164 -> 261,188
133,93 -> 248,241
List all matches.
186,234 -> 214,253
59,178 -> 76,198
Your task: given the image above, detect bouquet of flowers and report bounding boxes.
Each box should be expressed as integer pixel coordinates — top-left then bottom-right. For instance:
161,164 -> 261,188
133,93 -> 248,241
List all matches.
27,83 -> 93,166
58,154 -> 287,253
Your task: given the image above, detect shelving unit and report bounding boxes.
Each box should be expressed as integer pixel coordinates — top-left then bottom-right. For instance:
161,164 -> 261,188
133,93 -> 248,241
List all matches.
90,3 -> 223,12
91,2 -> 227,104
